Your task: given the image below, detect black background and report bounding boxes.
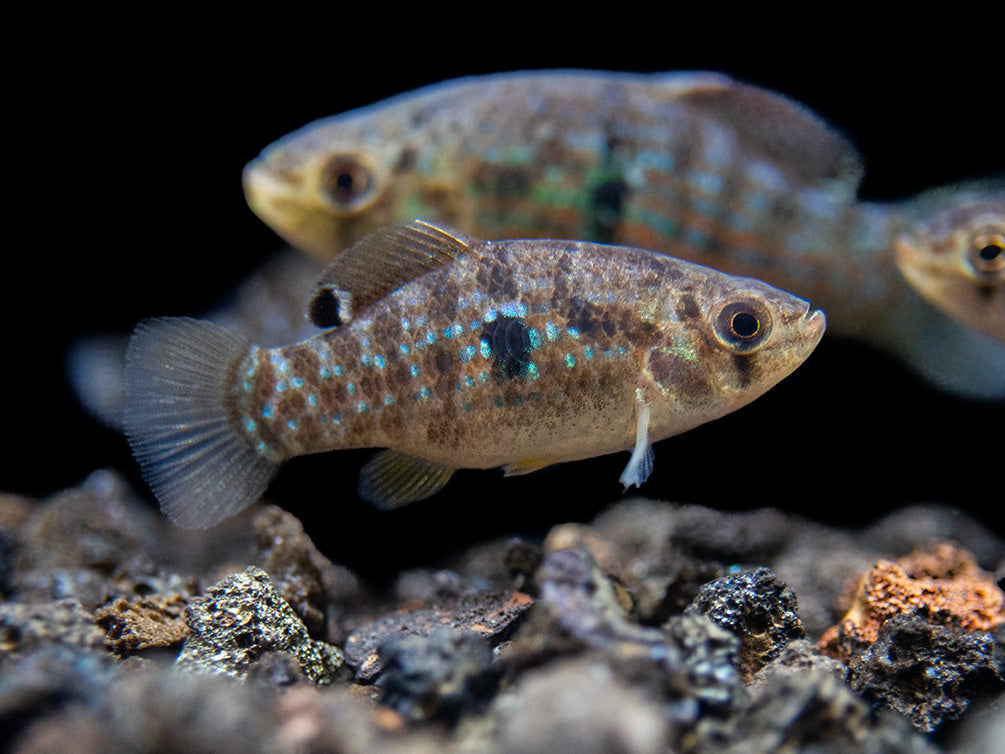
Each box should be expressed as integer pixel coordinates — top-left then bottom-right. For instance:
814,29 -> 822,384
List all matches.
9,21 -> 1003,577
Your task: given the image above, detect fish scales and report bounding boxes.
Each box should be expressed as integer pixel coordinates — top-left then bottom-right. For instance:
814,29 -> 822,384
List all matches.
245,70 -> 1005,397
124,221 -> 825,527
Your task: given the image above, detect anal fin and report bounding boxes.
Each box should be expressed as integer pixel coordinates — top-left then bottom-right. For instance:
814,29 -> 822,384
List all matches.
502,457 -> 553,476
358,449 -> 456,510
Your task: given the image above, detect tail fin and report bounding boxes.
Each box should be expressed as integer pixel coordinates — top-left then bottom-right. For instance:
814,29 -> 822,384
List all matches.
123,317 -> 279,528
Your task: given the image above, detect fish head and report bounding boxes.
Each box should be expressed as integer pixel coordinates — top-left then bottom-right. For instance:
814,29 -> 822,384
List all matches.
894,185 -> 1005,343
243,95 -> 470,261
644,266 -> 826,428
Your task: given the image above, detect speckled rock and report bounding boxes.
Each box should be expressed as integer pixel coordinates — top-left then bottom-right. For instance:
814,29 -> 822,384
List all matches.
175,566 -> 343,684
846,609 -> 1005,732
685,567 -> 805,682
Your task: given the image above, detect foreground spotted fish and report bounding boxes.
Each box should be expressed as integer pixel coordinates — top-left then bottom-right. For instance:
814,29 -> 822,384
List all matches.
124,220 -> 825,528
244,70 -> 1004,397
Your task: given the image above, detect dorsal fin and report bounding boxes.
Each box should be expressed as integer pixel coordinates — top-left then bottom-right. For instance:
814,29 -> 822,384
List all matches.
309,219 -> 476,327
662,73 -> 864,198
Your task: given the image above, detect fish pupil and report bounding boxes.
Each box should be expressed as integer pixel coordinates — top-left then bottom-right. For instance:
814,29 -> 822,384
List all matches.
322,156 -> 373,206
731,311 -> 760,339
978,243 -> 1002,262
971,232 -> 1005,274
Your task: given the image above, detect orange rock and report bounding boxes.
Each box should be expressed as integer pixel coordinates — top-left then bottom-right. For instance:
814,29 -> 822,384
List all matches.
819,542 -> 1004,661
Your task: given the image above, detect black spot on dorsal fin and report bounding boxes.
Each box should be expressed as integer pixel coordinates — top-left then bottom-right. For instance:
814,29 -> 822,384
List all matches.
311,220 -> 476,321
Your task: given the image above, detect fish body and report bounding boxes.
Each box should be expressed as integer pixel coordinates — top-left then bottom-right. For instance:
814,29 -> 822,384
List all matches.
124,221 -> 825,528
244,70 -> 1005,397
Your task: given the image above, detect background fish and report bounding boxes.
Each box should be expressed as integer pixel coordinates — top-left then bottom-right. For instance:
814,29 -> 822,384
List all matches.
124,221 -> 824,527
244,70 -> 1005,398
894,181 -> 1004,343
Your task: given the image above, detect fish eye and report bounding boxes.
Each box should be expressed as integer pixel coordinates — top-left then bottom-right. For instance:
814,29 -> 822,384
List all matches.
969,230 -> 1005,278
320,155 -> 377,210
713,298 -> 773,353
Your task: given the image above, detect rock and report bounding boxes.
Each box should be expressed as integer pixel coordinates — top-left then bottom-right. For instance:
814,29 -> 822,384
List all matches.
344,589 -> 531,682
488,657 -> 672,754
0,599 -> 106,655
252,505 -> 366,642
175,566 -> 343,684
685,567 -> 805,682
375,629 -> 496,723
846,609 -> 1004,732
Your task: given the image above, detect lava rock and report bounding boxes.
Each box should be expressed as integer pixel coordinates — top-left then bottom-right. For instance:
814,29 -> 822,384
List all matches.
375,629 -> 496,723
685,567 -> 805,681
175,566 -> 343,684
344,589 -> 531,682
488,657 -> 672,754
847,609 -> 1005,732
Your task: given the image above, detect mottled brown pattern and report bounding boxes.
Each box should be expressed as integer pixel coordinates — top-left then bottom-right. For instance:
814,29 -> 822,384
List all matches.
231,223 -> 823,479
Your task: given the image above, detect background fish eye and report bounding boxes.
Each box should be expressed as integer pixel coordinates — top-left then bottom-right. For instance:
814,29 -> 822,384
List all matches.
713,299 -> 772,353
970,230 -> 1005,277
321,155 -> 377,210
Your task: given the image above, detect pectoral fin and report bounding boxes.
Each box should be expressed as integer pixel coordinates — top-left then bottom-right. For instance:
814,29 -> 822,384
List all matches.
358,449 -> 456,510
619,403 -> 653,490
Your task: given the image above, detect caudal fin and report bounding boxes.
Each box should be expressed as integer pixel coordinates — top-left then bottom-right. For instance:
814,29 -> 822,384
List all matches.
123,317 -> 279,528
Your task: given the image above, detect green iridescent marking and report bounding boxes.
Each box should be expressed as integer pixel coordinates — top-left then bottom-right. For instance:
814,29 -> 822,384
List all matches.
356,402 -> 368,413
567,327 -> 580,339
384,395 -> 395,406
479,338 -> 492,359
565,353 -> 576,368
478,371 -> 489,383
287,419 -> 298,430
308,393 -> 318,407
291,377 -> 304,388
410,364 -> 420,377
243,380 -> 253,392
527,363 -> 540,380
583,346 -> 595,360
545,322 -> 562,342
320,366 -> 332,379
528,328 -> 543,350
262,403 -> 275,419
347,383 -> 356,395
245,419 -> 256,433
399,343 -> 410,355
374,354 -> 386,368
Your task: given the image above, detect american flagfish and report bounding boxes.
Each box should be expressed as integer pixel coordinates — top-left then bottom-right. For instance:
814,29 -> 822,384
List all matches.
894,182 -> 1004,343
243,70 -> 1005,398
123,220 -> 825,528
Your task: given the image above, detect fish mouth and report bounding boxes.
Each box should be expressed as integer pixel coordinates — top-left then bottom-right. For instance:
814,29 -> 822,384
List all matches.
799,304 -> 827,342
